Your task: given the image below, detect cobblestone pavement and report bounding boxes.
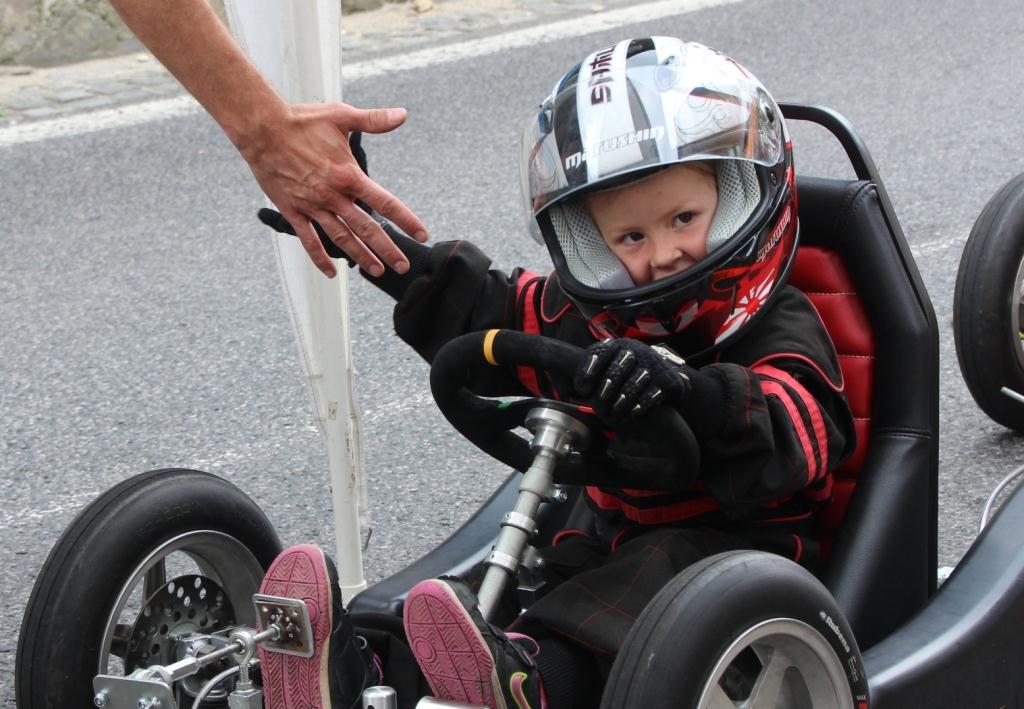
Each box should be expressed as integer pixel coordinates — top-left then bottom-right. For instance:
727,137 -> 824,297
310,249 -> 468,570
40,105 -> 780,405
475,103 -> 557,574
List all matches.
0,0 -> 631,128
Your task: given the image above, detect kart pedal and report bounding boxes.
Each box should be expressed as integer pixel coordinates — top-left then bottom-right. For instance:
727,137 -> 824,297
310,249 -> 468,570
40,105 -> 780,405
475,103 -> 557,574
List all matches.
252,594 -> 315,658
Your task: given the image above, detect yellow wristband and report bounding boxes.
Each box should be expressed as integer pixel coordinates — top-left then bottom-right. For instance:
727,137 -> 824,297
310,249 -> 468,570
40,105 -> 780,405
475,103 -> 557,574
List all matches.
483,329 -> 500,366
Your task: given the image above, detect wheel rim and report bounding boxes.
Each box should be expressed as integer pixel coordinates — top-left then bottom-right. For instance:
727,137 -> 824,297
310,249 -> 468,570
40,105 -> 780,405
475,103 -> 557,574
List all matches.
98,530 -> 266,676
1011,254 -> 1024,372
697,618 -> 854,709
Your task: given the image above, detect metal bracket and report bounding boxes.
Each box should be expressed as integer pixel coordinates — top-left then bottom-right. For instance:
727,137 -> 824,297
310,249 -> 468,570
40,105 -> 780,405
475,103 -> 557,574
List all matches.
516,545 -> 546,610
252,594 -> 315,658
501,511 -> 537,536
93,674 -> 175,708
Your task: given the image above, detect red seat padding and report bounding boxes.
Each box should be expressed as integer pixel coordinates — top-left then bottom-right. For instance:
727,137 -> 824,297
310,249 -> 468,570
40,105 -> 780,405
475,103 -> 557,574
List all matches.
789,246 -> 875,543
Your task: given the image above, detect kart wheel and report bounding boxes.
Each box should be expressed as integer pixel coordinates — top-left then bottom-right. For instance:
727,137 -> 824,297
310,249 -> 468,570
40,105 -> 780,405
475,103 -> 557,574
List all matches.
954,172 -> 1024,431
16,468 -> 282,709
601,551 -> 869,709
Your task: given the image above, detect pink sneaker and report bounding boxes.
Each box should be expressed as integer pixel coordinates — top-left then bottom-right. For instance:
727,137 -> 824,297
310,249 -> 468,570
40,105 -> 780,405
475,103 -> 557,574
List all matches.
257,544 -> 380,709
403,578 -> 545,709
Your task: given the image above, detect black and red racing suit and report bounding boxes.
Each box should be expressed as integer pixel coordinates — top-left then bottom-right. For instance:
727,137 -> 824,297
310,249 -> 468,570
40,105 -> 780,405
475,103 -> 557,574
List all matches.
365,235 -> 854,663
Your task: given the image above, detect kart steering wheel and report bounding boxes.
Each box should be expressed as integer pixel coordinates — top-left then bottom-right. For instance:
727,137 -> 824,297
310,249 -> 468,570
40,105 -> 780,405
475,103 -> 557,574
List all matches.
429,329 -> 700,487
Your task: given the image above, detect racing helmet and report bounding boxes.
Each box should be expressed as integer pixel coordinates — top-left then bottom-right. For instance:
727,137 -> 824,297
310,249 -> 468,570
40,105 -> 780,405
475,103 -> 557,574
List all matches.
521,37 -> 798,356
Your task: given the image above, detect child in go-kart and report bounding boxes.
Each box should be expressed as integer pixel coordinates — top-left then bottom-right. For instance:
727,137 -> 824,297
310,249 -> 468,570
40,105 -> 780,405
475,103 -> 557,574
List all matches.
255,37 -> 854,709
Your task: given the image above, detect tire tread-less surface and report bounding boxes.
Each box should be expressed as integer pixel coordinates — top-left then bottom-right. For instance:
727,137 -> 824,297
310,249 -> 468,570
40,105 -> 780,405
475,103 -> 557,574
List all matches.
954,172 -> 1024,431
601,551 -> 869,709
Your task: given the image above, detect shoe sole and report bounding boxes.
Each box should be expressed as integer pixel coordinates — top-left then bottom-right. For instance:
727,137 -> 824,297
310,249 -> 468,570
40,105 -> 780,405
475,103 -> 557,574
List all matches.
403,580 -> 505,709
257,544 -> 333,709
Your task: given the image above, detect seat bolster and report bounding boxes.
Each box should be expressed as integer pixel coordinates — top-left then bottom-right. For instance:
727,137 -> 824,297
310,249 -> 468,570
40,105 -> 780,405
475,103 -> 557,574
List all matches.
822,431 -> 933,650
824,184 -> 935,433
796,176 -> 938,649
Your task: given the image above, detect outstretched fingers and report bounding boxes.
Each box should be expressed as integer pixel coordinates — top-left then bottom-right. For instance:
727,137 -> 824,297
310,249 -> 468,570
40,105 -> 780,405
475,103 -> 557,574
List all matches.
334,201 -> 409,276
313,171 -> 409,275
350,170 -> 429,245
282,207 -> 337,279
325,105 -> 429,242
309,209 -> 383,277
258,102 -> 429,277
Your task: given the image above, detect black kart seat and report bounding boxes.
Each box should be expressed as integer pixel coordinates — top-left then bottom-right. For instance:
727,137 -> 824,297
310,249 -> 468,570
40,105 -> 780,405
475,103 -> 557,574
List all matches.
792,175 -> 938,650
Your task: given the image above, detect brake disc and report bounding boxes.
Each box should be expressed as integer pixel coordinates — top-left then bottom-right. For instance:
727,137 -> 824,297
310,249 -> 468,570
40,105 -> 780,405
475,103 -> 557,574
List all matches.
126,575 -> 237,702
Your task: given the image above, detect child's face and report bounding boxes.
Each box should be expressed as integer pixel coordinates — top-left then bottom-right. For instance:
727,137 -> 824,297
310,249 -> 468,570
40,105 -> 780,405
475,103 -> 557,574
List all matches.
584,163 -> 718,285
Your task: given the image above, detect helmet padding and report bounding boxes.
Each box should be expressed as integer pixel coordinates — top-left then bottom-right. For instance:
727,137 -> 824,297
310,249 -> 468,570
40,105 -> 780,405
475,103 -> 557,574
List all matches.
707,161 -> 761,250
547,161 -> 761,290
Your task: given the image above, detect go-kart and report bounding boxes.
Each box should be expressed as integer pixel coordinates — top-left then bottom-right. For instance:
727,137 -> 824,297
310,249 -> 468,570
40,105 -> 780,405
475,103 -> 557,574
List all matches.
15,104 -> 1024,709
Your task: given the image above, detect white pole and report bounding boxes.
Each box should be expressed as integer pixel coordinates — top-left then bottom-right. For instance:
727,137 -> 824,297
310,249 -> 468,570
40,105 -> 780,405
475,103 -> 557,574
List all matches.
222,0 -> 368,601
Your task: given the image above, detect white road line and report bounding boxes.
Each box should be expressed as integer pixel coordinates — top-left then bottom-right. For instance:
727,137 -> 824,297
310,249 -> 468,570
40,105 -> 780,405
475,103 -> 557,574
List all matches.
0,95 -> 199,148
347,0 -> 743,81
0,0 -> 740,148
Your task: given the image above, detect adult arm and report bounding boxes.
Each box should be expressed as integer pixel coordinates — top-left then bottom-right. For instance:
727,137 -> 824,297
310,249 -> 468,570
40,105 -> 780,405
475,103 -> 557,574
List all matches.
107,0 -> 429,278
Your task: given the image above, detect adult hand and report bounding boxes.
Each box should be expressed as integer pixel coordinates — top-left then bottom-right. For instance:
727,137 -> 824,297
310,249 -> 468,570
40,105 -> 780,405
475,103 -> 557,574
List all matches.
238,102 -> 429,279
105,0 -> 429,279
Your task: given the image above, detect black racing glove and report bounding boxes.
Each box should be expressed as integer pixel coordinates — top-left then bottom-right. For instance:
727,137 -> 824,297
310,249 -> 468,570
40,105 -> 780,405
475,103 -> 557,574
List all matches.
349,130 -> 369,176
605,413 -> 700,490
258,206 -> 352,261
348,130 -> 373,216
573,338 -> 695,423
258,206 -> 431,302
573,338 -> 725,487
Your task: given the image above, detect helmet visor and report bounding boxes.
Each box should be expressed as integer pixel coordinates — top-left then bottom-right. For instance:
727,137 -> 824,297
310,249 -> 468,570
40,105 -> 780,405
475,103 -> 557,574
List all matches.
522,39 -> 784,218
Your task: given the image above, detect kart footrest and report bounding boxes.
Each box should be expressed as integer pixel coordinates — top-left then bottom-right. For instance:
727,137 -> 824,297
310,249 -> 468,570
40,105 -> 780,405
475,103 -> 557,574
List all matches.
252,594 -> 315,658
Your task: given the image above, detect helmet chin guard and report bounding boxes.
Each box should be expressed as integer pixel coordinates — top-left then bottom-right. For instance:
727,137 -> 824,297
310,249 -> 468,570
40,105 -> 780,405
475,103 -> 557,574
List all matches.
521,37 -> 798,355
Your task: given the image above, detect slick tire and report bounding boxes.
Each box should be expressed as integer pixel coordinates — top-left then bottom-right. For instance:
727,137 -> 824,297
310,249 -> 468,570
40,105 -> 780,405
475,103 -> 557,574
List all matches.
601,551 -> 868,709
954,172 -> 1024,431
16,468 -> 282,708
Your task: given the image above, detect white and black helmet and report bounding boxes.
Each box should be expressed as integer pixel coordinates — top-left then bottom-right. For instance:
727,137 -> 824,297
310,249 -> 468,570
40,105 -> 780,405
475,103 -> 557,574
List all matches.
521,37 -> 798,355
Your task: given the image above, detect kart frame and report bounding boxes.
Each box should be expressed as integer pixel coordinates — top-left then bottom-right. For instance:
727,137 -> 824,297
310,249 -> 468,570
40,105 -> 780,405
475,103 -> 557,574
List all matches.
18,104 -> 1024,709
349,105 -> 1024,706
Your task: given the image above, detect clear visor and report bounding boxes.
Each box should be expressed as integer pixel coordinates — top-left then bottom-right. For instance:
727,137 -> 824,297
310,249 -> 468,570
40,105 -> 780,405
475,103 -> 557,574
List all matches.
521,42 -> 784,219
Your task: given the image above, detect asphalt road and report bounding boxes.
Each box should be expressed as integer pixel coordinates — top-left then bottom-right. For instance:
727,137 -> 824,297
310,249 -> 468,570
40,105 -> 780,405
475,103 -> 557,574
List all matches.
4,0 -> 1024,704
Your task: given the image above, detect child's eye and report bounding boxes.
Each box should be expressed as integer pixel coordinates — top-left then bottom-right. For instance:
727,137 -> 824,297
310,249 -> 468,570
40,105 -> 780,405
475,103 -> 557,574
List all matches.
674,212 -> 695,226
620,232 -> 645,244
